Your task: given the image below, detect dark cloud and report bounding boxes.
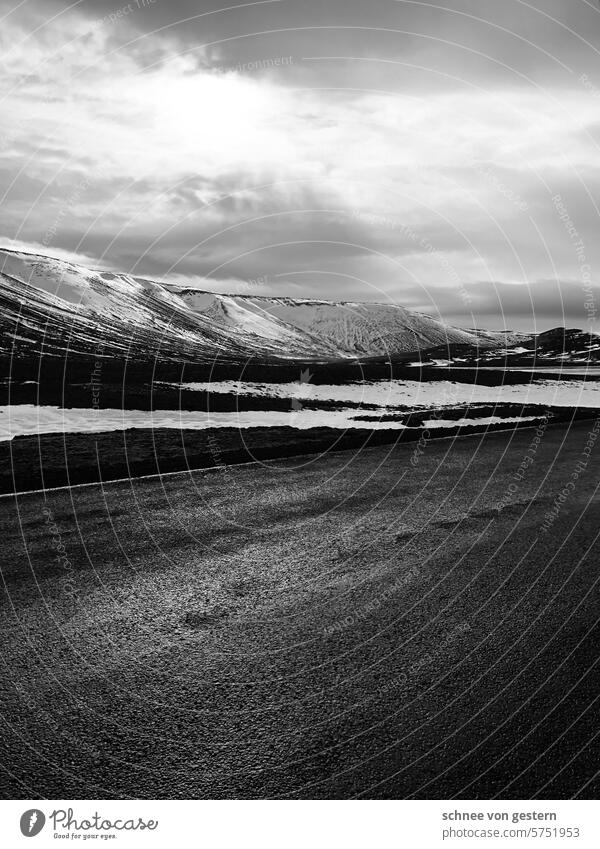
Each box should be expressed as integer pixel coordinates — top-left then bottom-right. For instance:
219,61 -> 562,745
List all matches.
35,0 -> 600,87
426,277 -> 600,332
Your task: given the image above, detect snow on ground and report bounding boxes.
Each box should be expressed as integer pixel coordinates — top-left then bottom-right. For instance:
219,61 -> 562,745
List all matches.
0,407 -> 552,441
172,378 -> 600,409
0,405 -> 408,440
476,366 -> 600,376
422,416 -> 541,428
2,379 -> 599,440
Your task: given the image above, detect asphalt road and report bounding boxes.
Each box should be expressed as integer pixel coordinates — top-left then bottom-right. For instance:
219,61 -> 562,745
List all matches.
0,422 -> 599,799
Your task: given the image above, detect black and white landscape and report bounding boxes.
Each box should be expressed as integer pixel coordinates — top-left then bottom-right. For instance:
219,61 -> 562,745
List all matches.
1,0 -> 600,803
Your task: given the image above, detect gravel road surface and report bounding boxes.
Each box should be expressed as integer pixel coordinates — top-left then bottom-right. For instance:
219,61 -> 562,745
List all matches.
0,423 -> 599,798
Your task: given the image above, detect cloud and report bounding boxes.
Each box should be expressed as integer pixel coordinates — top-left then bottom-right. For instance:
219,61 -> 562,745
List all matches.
0,236 -> 101,267
428,278 -> 600,332
2,0 -> 600,330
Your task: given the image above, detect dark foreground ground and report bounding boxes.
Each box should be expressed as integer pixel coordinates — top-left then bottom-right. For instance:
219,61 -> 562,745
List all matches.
0,422 -> 599,799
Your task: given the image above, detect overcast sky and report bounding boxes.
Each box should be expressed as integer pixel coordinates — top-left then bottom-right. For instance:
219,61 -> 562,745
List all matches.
1,0 -> 600,330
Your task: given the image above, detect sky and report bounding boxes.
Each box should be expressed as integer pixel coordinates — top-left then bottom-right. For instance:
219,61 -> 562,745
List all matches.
1,0 -> 600,331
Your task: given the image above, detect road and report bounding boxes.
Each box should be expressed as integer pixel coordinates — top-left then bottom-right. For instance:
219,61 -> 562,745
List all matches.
0,422 -> 599,799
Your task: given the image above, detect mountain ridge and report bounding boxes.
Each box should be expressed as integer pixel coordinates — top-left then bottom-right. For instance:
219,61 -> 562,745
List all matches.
2,247 -> 595,365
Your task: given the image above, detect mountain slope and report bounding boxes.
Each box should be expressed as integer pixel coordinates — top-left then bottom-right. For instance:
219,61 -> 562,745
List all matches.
1,248 -> 524,363
178,291 -> 510,356
0,250 -> 339,362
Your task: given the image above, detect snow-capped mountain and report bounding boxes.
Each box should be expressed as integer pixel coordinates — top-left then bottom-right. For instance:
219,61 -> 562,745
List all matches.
175,288 -> 525,356
0,248 -> 530,363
